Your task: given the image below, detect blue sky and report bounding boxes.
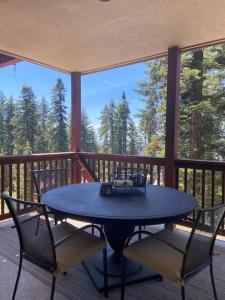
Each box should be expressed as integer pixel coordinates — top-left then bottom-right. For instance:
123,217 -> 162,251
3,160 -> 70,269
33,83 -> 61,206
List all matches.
0,61 -> 147,128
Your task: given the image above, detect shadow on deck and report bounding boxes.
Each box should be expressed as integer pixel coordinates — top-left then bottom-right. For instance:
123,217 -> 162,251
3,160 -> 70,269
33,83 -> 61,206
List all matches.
0,219 -> 225,300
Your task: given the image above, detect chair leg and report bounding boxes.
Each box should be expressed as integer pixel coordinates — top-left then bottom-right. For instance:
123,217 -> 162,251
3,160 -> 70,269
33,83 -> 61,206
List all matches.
50,275 -> 56,300
35,215 -> 41,235
120,256 -> 127,300
13,255 -> 23,300
181,283 -> 185,300
103,248 -> 108,297
210,262 -> 218,300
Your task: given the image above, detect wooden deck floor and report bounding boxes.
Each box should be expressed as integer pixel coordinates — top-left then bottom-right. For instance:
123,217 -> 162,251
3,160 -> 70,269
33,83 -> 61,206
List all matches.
0,219 -> 225,300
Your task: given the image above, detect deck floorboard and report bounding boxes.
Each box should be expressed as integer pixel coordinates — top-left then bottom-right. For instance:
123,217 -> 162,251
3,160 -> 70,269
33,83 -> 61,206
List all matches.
0,220 -> 225,300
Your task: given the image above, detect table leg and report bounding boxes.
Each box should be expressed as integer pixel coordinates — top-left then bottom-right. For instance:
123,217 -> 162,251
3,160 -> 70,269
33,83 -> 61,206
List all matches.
83,222 -> 161,291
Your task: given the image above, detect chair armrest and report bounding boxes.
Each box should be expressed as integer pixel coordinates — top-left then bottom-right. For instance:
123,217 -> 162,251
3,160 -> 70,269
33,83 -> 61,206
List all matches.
79,224 -> 105,239
125,230 -> 153,247
125,230 -> 186,255
11,212 -> 43,229
54,224 -> 105,248
54,231 -> 77,248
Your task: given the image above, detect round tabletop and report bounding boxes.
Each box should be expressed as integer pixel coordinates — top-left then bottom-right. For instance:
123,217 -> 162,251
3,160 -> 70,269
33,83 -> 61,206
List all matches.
42,182 -> 197,226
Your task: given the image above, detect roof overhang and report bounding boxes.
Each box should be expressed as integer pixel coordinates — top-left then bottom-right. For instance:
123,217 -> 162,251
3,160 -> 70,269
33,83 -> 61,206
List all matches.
0,53 -> 21,68
0,0 -> 225,74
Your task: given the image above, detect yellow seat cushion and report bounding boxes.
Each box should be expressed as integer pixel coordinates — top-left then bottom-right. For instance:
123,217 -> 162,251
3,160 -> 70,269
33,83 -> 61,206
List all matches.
54,224 -> 106,276
156,229 -> 211,276
124,229 -> 211,283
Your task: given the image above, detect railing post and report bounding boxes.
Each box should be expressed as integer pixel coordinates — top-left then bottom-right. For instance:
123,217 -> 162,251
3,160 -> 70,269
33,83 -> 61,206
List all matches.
71,72 -> 81,183
165,46 -> 181,188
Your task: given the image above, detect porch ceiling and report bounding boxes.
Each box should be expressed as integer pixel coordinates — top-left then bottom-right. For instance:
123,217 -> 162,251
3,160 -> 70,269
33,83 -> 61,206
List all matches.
0,0 -> 225,74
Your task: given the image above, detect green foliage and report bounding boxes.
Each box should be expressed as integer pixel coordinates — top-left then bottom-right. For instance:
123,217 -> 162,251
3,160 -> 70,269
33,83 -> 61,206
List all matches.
81,109 -> 98,152
114,92 -> 130,154
13,86 -> 38,155
36,97 -> 49,153
0,91 -> 6,155
4,96 -> 15,155
99,92 -> 140,155
179,45 -> 225,160
136,44 -> 225,160
49,79 -> 68,152
135,58 -> 167,156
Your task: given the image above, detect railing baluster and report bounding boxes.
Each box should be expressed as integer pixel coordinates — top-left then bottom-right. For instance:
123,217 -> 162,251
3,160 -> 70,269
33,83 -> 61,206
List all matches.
150,164 -> 153,184
97,160 -> 100,181
1,164 -> 5,215
24,163 -> 27,200
184,168 -> 187,193
17,163 -> 20,199
192,168 -> 196,220
157,165 -> 160,185
9,164 -> 12,196
30,162 -> 34,201
108,161 -> 111,182
92,159 -> 96,178
103,160 -> 105,182
192,168 -> 196,197
113,161 -> 116,174
202,169 -> 205,210
211,170 -> 215,207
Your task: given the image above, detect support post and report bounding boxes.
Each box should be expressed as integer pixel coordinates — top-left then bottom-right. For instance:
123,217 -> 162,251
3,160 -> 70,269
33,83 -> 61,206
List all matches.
71,72 -> 81,183
165,46 -> 180,188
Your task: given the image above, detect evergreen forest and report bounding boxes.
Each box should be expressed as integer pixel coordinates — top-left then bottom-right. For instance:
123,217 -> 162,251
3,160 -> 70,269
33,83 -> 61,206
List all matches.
0,44 -> 224,161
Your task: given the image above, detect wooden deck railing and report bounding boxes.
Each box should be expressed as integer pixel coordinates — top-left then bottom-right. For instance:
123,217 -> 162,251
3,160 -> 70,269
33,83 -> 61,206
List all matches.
78,152 -> 165,185
175,159 -> 225,231
0,152 -> 74,220
0,152 -> 225,232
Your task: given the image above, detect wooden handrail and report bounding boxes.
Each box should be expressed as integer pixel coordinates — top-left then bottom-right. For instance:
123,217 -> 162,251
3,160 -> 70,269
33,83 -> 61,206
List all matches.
175,159 -> 225,170
77,152 -> 165,165
0,152 -> 74,164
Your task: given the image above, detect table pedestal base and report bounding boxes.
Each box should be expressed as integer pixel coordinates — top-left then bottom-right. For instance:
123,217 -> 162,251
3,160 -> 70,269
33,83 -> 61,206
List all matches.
83,250 -> 162,291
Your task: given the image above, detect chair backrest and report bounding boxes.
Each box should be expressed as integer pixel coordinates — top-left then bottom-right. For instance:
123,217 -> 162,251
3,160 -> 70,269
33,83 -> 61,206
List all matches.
32,168 -> 68,203
2,193 -> 56,270
183,205 -> 225,275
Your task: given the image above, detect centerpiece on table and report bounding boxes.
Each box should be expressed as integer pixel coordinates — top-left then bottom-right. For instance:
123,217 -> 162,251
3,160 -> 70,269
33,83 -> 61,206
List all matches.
110,167 -> 148,195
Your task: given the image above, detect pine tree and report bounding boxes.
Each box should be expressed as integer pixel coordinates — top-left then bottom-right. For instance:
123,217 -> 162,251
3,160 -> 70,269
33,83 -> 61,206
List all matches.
36,97 -> 49,153
136,44 -> 225,160
99,105 -> 110,153
127,120 -> 140,155
4,96 -> 15,155
135,58 -> 167,155
99,100 -> 116,153
81,109 -> 98,152
0,91 -> 6,155
13,86 -> 38,154
108,100 -> 116,153
49,79 -> 68,152
180,45 -> 225,160
114,92 -> 130,154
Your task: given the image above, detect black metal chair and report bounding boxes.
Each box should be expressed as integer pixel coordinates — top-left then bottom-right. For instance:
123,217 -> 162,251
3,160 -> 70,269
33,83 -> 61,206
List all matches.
32,168 -> 68,224
32,168 -> 68,202
121,205 -> 225,300
2,193 -> 108,300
